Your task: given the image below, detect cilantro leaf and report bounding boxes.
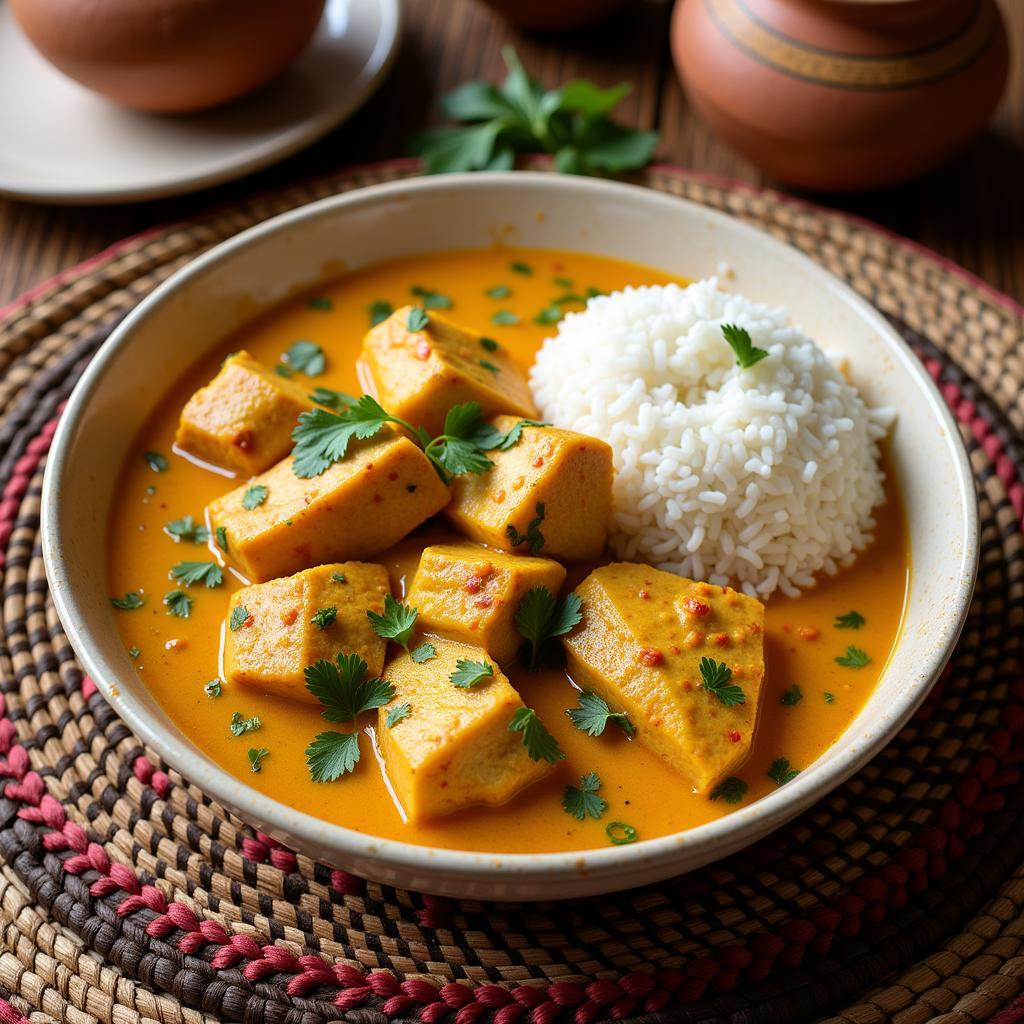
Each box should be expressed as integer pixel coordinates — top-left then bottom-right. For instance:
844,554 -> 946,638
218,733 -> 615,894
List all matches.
111,591 -> 144,611
368,299 -> 393,326
407,306 -> 430,332
824,691 -> 835,704
485,286 -> 510,300
479,336 -> 500,351
311,606 -> 337,630
491,310 -> 519,326
170,560 -> 223,588
410,642 -> 436,664
780,683 -> 803,706
721,324 -> 769,369
165,515 -> 208,543
508,707 -> 565,764
215,526 -> 228,552
534,305 -> 562,326
411,285 -> 452,310
506,501 -> 546,555
283,339 -> 325,376
331,571 -> 347,584
291,396 -> 407,479
767,757 -> 800,786
606,821 -> 638,845
836,645 -> 872,668
567,691 -> 635,738
699,657 -> 746,707
163,589 -> 192,619
204,679 -> 222,698
230,711 -> 261,737
366,594 -> 418,651
510,260 -> 533,275
479,359 -> 500,375
562,771 -> 607,821
229,605 -> 250,631
248,747 -> 270,773
450,659 -> 494,689
835,610 -> 866,630
310,387 -> 357,412
242,485 -> 268,510
306,731 -> 361,782
516,587 -> 582,669
304,652 -> 395,723
483,419 -> 549,451
709,777 -> 748,803
386,704 -> 412,728
128,646 -> 140,659
144,451 -> 168,473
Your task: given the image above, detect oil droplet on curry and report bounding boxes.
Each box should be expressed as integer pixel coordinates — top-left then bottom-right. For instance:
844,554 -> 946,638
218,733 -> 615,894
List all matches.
107,248 -> 909,854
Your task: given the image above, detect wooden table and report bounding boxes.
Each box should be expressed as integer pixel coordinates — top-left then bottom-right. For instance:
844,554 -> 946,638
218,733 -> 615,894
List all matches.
1,0 -> 1022,307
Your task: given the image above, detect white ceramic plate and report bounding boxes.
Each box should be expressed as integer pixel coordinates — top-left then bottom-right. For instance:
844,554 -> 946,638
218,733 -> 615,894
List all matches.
41,173 -> 978,899
0,0 -> 400,204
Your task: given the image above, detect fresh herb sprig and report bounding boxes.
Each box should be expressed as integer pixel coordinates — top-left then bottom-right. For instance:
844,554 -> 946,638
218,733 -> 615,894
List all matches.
567,691 -> 635,738
836,645 -> 872,668
367,594 -> 418,651
169,560 -> 223,588
450,659 -> 494,689
699,657 -> 745,707
562,772 -> 607,821
515,587 -> 582,670
414,47 -> 658,176
721,324 -> 769,369
508,707 -> 565,764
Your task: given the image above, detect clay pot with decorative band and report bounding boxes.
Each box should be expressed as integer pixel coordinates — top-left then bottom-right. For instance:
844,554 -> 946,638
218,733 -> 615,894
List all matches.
670,0 -> 1009,191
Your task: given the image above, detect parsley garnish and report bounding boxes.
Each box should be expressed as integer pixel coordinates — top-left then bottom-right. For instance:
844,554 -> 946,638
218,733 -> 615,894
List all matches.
165,515 -> 208,543
410,642 -> 436,663
567,691 -> 635,738
407,306 -> 430,332
606,821 -> 638,845
331,571 -> 347,584
386,703 -> 412,728
128,646 -> 140,659
248,747 -> 270,773
144,451 -> 168,473
508,707 -> 565,763
767,757 -> 800,786
242,485 -> 268,510
450,659 -> 494,688
367,594 -> 418,651
491,310 -> 520,326
215,526 -> 228,553
824,691 -> 835,704
699,657 -> 745,706
110,591 -> 144,611
411,285 -> 453,310
709,777 -> 748,803
780,683 -> 803,706
479,358 -> 500,374
310,387 -> 357,412
534,305 -> 562,326
413,48 -> 658,176
170,560 -> 223,588
311,606 -> 337,630
516,587 -> 582,669
204,679 -> 222,698
230,711 -> 262,737
721,324 -> 769,369
485,286 -> 510,300
229,605 -> 250,631
307,296 -> 333,311
163,589 -> 192,618
368,300 -> 393,326
306,732 -> 361,783
282,339 -> 325,376
835,645 -> 872,668
835,610 -> 866,630
562,772 -> 607,821
506,502 -> 546,555
304,652 -> 395,722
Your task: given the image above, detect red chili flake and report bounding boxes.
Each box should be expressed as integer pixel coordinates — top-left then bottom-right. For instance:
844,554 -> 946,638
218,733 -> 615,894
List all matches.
233,429 -> 254,451
281,608 -> 298,626
669,645 -> 681,655
465,578 -> 482,594
416,339 -> 431,360
365,463 -> 374,471
533,456 -> 545,468
243,615 -> 255,629
638,590 -> 651,600
682,597 -> 711,618
638,647 -> 664,667
474,596 -> 494,609
727,730 -> 742,743
388,471 -> 398,481
712,632 -> 730,647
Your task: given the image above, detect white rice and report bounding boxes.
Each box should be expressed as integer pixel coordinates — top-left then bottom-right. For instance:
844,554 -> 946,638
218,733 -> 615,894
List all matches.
529,279 -> 891,598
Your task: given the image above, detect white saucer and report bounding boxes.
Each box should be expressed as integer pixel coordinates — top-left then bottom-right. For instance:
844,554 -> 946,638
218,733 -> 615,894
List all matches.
0,0 -> 400,205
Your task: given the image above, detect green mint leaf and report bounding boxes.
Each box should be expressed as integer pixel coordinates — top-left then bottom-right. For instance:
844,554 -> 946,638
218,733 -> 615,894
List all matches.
562,771 -> 607,821
306,731 -> 361,782
835,610 -> 866,630
242,485 -> 268,510
767,757 -> 800,786
411,285 -> 453,310
248,747 -> 270,773
163,589 -> 192,619
368,300 -> 393,326
283,339 -> 325,376
144,451 -> 168,473
111,591 -> 144,611
836,645 -> 872,668
229,605 -> 249,631
780,683 -> 803,706
606,821 -> 638,845
506,501 -> 546,555
230,711 -> 262,737
699,657 -> 746,706
407,306 -> 430,332
450,659 -> 494,689
165,514 -> 208,543
366,594 -> 418,651
385,703 -> 412,728
304,651 -> 395,723
311,606 -> 337,630
709,777 -> 748,803
721,324 -> 769,369
410,642 -> 436,664
566,691 -> 635,738
508,707 -> 565,764
170,560 -> 223,588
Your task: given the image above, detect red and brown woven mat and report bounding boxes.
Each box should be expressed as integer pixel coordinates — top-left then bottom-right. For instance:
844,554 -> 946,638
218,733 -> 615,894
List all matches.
1,162 -> 1023,1024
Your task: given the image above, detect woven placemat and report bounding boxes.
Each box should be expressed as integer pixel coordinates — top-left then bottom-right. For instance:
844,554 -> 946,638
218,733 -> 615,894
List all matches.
1,161 -> 1023,1024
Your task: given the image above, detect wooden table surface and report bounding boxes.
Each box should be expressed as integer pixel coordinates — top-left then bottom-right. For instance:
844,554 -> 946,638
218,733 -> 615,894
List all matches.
1,0 -> 1022,308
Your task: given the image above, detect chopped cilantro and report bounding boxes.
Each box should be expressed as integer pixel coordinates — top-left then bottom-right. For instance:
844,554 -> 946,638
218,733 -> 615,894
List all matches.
508,707 -> 565,764
606,821 -> 638,845
835,610 -> 866,630
204,679 -> 222,698
709,777 -> 748,803
163,589 -> 192,619
366,594 -> 418,651
479,336 -> 499,352
407,306 -> 430,332
824,691 -> 835,704
450,658 -> 494,688
110,591 -> 144,611
510,260 -> 533,276
385,703 -> 412,728
533,305 -> 562,326
215,526 -> 228,553
485,285 -> 510,300
552,275 -> 573,288
229,711 -> 262,737
311,606 -> 337,630
331,571 -> 347,584
144,451 -> 168,473
274,363 -> 293,378
165,515 -> 208,543
242,485 -> 268,510
767,757 -> 800,786
306,731 -> 361,782
516,586 -> 582,670
479,358 -> 500,374
248,747 -> 270,773
410,642 -> 436,664
410,285 -> 452,309
170,560 -> 223,588
566,691 -> 635,738
283,339 -> 325,377
780,683 -> 803,706
128,646 -> 140,660
229,605 -> 250,631
368,299 -> 393,326
699,657 -> 745,706
310,387 -> 357,412
835,645 -> 872,669
491,310 -> 520,326
562,772 -> 607,821
304,651 -> 394,722
721,324 -> 769,369
506,501 -> 546,555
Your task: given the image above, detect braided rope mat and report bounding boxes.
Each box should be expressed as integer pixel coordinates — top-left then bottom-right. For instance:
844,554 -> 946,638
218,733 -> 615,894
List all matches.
1,162 -> 1023,1024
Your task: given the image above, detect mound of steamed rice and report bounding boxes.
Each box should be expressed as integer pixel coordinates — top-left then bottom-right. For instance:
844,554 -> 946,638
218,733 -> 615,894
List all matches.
529,279 -> 891,598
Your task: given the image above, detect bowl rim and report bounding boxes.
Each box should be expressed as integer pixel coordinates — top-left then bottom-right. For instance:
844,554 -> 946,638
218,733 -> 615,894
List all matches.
40,171 -> 980,890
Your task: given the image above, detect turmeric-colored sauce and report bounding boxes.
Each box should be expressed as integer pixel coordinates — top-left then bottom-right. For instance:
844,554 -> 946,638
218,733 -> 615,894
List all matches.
107,248 -> 910,853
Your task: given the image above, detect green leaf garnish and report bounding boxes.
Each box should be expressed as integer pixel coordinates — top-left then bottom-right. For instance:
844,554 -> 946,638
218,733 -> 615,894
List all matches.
552,276 -> 573,288
283,339 -> 325,377
491,310 -> 519,326
485,285 -> 510,300
229,711 -> 261,737
709,777 -> 748,803
311,606 -> 337,630
515,586 -> 582,670
533,305 -> 562,326
767,757 -> 800,786
479,336 -> 500,352
366,594 -> 418,651
606,821 -> 638,845
304,651 -> 395,723
144,451 -> 168,473
407,306 -> 430,332
410,285 -> 452,310
479,358 -> 500,375
824,691 -> 835,704
242,485 -> 268,510
310,387 -> 357,412
163,589 -> 192,619
835,610 -> 866,630
170,560 -> 223,588
385,703 -> 412,728
110,591 -> 144,611
306,731 -> 361,782
506,501 -> 546,555
368,299 -> 393,326
562,771 -> 607,821
836,645 -> 872,668
229,605 -> 250,631
721,324 -> 769,369
164,515 -> 208,543
699,657 -> 745,706
410,642 -> 436,664
215,526 -> 228,553
248,747 -> 270,773
780,683 -> 803,706
128,646 -> 140,659
508,707 -> 565,764
510,260 -> 532,276
204,679 -> 222,698
307,296 -> 333,311
566,691 -> 635,738
331,571 -> 347,584
450,658 -> 494,689
274,363 -> 294,378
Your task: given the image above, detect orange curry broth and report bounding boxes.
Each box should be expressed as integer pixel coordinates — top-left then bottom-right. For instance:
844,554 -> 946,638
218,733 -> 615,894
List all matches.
107,247 -> 910,854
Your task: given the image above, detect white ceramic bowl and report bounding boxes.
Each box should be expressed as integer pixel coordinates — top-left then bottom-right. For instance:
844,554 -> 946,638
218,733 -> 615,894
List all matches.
41,173 -> 978,900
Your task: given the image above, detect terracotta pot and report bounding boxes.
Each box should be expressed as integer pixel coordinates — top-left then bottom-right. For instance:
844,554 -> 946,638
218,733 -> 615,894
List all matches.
478,0 -> 631,32
671,0 -> 1009,191
10,0 -> 326,114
